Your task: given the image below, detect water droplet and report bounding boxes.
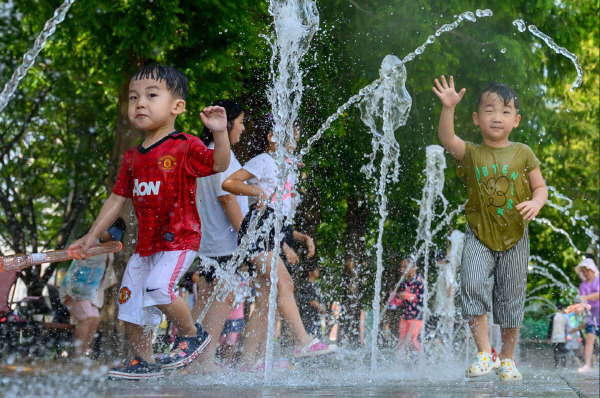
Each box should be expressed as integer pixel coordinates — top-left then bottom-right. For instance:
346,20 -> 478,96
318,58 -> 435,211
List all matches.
512,19 -> 527,32
501,48 -> 507,54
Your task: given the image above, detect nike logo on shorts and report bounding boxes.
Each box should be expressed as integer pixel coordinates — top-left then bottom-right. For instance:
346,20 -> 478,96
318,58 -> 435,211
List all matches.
146,287 -> 160,292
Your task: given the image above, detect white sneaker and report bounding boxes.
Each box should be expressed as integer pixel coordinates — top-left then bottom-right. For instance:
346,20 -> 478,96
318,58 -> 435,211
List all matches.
465,348 -> 500,377
498,358 -> 522,381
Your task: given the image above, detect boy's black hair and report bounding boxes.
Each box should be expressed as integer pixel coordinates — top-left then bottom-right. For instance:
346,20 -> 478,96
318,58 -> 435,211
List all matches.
131,65 -> 190,100
476,82 -> 520,114
200,99 -> 246,145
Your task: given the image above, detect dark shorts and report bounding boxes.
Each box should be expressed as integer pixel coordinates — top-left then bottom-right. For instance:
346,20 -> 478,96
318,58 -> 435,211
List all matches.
198,255 -> 233,283
585,323 -> 600,337
238,205 -> 293,275
221,318 -> 244,335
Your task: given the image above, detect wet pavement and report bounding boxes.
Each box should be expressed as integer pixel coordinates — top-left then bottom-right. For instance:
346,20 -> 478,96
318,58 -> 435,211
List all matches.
1,352 -> 598,398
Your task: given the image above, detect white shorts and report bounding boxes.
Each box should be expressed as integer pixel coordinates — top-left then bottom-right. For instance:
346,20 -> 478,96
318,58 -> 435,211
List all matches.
117,250 -> 197,326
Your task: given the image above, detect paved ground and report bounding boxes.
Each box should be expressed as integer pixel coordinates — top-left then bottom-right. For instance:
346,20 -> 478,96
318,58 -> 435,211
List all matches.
0,345 -> 598,397
559,371 -> 599,398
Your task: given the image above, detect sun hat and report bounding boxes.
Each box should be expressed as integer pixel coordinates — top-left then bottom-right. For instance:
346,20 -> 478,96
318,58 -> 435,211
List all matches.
575,258 -> 599,279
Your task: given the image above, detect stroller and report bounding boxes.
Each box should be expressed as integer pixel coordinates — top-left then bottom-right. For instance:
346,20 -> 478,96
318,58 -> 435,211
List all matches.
0,271 -> 73,358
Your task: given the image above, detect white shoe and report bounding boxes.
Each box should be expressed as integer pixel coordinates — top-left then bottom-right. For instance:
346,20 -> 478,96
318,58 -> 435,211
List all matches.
498,358 -> 522,381
465,348 -> 500,377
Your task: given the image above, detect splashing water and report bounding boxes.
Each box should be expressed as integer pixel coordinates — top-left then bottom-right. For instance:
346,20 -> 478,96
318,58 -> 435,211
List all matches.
1,0 -> 596,391
0,0 -> 76,113
512,19 -> 583,90
296,9 -> 493,372
408,146 -> 448,360
545,186 -> 599,246
430,230 -> 464,354
534,217 -> 583,255
357,54 -> 412,370
299,9 -> 494,162
263,0 -> 319,382
402,9 -> 493,64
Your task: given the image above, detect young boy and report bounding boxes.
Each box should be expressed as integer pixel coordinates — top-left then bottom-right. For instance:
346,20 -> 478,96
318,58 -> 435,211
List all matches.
433,76 -> 548,381
69,65 -> 230,379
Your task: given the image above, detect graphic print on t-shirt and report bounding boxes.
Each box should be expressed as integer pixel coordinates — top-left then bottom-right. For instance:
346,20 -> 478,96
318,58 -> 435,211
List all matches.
158,153 -> 177,172
474,162 -> 520,216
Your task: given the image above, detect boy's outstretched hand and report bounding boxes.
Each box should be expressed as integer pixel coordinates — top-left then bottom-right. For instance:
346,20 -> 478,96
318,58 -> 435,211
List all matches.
200,105 -> 227,135
432,75 -> 466,108
516,200 -> 543,221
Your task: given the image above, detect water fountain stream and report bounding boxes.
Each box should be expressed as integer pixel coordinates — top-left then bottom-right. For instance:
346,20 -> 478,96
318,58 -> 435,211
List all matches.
0,0 -> 596,392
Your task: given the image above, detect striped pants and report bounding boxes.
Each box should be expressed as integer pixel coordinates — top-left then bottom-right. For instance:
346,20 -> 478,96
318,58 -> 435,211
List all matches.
460,225 -> 529,328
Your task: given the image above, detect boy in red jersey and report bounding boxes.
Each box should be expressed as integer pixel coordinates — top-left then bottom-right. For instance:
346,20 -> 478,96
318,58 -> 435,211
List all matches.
69,65 -> 230,380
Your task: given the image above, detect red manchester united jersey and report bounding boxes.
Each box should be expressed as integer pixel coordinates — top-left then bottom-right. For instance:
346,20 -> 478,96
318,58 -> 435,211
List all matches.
113,131 -> 215,256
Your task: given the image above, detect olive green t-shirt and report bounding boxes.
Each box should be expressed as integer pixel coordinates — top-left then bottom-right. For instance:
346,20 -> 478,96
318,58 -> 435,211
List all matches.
456,141 -> 541,251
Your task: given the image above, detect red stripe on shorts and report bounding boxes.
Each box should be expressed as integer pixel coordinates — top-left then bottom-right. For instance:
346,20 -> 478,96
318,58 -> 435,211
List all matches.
168,251 -> 187,302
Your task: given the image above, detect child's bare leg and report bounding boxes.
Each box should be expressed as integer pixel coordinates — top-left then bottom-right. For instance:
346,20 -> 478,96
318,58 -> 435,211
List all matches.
583,333 -> 596,367
189,280 -> 234,373
156,296 -> 197,337
190,277 -> 211,322
125,321 -> 155,363
499,327 -> 519,360
72,316 -> 100,357
468,314 -> 492,354
253,251 -> 312,347
273,255 -> 312,348
238,272 -> 269,367
218,343 -> 236,364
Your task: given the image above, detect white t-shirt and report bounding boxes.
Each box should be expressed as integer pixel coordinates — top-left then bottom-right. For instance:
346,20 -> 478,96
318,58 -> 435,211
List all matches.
243,153 -> 296,216
551,312 -> 570,343
197,144 -> 249,257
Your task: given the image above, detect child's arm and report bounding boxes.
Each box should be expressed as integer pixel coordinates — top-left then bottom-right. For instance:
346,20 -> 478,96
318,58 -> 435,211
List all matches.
516,168 -> 548,220
432,75 -> 467,161
292,230 -> 315,258
68,193 -> 128,256
200,106 -> 230,172
282,242 -> 300,265
222,169 -> 268,205
580,291 -> 600,302
309,299 -> 327,314
217,195 -> 244,232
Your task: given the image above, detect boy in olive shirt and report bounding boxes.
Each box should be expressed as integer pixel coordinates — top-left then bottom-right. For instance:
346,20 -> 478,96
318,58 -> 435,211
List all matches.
433,76 -> 548,381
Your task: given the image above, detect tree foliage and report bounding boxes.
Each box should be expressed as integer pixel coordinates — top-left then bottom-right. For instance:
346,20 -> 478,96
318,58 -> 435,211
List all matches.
0,0 -> 597,345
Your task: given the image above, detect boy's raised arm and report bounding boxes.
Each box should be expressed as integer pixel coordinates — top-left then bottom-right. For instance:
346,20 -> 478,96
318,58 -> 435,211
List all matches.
200,106 -> 230,172
432,75 -> 466,161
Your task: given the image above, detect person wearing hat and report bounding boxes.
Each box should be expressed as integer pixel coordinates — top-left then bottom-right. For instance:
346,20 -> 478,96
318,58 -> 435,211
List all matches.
60,218 -> 126,358
570,258 -> 599,373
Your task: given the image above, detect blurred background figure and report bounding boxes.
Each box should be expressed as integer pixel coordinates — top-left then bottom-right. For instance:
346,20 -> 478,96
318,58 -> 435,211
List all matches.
60,218 -> 125,358
297,262 -> 327,339
547,301 -> 570,369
